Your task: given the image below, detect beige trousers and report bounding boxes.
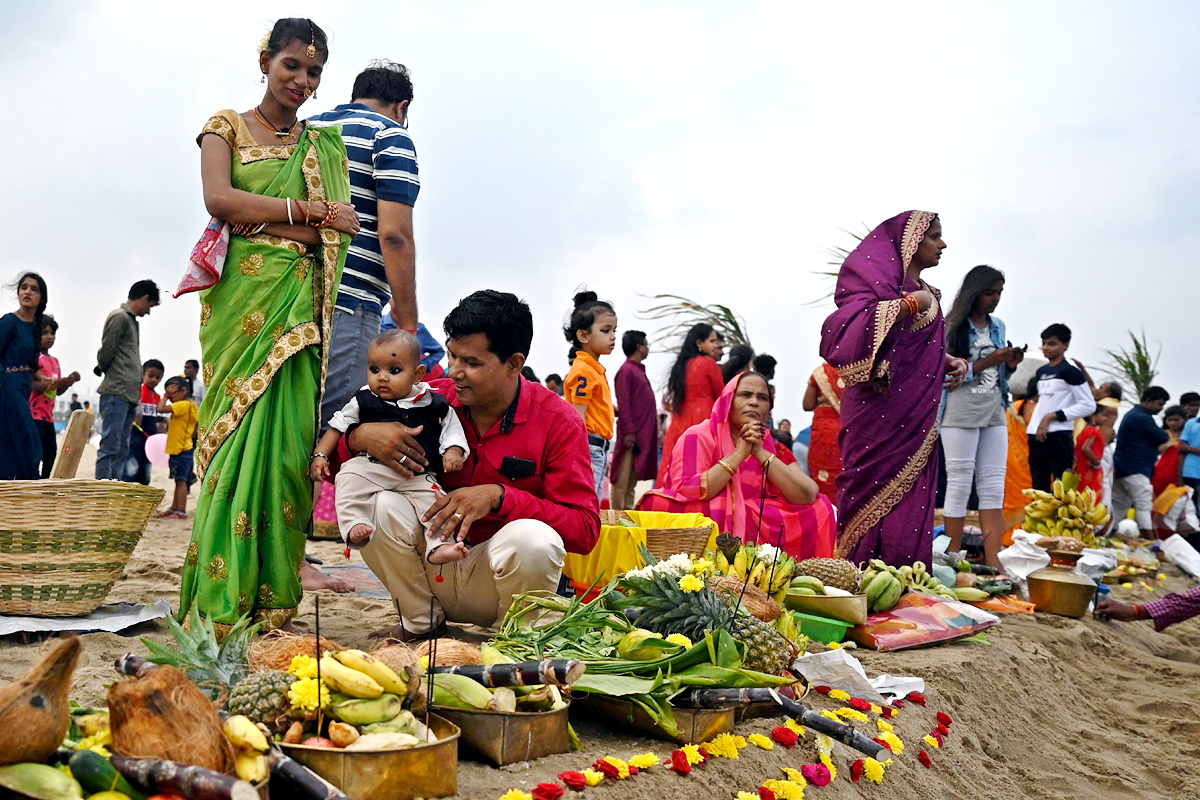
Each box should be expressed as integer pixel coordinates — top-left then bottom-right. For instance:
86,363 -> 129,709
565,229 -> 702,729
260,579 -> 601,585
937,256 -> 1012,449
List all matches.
335,458 -> 440,542
360,494 -> 566,634
610,450 -> 638,510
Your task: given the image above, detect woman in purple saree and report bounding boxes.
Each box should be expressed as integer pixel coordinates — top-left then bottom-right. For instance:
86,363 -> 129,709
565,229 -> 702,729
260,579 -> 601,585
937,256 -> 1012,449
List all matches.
819,211 -> 966,566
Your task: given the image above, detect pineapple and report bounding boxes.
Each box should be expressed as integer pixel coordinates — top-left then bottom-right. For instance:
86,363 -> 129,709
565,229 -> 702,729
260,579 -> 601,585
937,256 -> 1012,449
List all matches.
225,669 -> 295,734
794,558 -> 861,593
626,572 -> 794,675
140,614 -> 260,701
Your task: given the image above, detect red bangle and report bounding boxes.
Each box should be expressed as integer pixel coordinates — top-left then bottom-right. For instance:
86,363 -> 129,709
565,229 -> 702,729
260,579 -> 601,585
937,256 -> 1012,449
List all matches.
293,199 -> 305,222
902,294 -> 920,317
1134,604 -> 1150,620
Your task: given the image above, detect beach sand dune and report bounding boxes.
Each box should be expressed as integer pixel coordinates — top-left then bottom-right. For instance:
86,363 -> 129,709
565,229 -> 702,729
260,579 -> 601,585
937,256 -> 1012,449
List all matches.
2,443 -> 1198,799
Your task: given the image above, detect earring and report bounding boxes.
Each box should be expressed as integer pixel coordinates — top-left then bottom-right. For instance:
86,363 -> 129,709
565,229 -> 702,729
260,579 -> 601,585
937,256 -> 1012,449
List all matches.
261,73 -> 266,84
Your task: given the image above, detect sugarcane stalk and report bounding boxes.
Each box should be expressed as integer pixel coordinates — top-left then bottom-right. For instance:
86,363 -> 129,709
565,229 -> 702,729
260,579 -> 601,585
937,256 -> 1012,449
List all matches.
111,754 -> 257,800
772,692 -> 890,760
672,686 -> 797,708
430,659 -> 585,687
264,746 -> 352,800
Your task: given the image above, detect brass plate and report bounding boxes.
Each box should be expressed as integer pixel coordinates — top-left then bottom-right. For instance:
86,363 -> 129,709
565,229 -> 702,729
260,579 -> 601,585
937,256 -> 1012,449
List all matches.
572,694 -> 734,744
434,703 -> 570,766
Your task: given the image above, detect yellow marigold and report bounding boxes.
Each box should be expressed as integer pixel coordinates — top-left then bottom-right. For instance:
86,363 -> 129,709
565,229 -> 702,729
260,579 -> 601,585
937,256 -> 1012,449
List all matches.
679,574 -> 705,593
825,641 -> 845,649
924,734 -> 940,749
762,779 -> 805,800
863,757 -> 886,784
703,733 -> 740,759
815,733 -> 833,755
690,558 -> 715,574
827,688 -> 850,701
420,655 -> 430,670
681,744 -> 705,765
781,767 -> 808,786
819,752 -> 837,781
732,735 -> 747,749
498,791 -> 532,800
876,718 -> 894,733
287,677 -> 330,714
879,730 -> 904,755
819,710 -> 841,723
836,707 -> 868,722
748,733 -> 774,750
870,703 -> 883,715
629,752 -> 659,770
604,757 -> 630,779
582,769 -> 605,787
77,728 -> 111,757
785,718 -> 806,736
666,633 -> 693,648
287,654 -> 318,678
736,793 -> 760,800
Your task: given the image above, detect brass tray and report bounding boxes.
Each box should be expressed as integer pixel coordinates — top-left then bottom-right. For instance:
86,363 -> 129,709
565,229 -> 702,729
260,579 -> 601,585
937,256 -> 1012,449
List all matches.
280,714 -> 459,800
783,592 -> 869,625
572,694 -> 734,744
433,703 -> 569,766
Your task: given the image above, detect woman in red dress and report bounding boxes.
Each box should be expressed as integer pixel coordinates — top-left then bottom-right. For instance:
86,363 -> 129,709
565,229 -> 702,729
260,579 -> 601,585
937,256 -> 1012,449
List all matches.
657,323 -> 724,486
802,361 -> 844,503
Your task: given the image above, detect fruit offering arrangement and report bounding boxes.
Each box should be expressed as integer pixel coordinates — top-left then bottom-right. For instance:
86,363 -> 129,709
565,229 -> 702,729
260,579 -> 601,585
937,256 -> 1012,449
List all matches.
787,556 -> 864,597
708,534 -> 799,602
1021,471 -> 1109,547
860,560 -> 991,612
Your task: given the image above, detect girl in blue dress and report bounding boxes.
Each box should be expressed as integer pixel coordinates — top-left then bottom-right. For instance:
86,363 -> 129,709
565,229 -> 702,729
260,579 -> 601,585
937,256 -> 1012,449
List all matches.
0,273 -> 47,479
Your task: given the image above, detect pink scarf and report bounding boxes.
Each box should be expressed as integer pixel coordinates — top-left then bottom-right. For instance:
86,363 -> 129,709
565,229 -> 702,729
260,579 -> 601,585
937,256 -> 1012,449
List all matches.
174,217 -> 229,297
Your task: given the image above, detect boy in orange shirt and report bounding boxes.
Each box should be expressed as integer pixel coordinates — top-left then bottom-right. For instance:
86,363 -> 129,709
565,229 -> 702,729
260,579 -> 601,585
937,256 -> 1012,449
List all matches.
157,376 -> 198,519
563,291 -> 617,496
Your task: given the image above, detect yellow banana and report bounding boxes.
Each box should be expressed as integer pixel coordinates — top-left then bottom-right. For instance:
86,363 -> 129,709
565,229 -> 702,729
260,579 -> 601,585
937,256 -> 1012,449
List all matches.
235,752 -> 269,784
715,551 -> 730,575
732,547 -> 749,580
320,654 -> 384,698
332,649 -> 408,696
223,714 -> 269,752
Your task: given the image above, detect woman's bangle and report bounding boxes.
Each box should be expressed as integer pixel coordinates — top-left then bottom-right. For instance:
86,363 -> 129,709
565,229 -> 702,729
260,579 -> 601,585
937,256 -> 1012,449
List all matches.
309,452 -> 329,463
902,294 -> 920,317
760,454 -> 776,469
318,201 -> 339,228
716,459 -> 736,477
286,196 -> 294,225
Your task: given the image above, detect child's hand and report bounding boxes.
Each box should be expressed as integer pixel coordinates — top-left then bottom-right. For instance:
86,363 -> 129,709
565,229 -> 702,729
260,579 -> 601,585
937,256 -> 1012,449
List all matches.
1086,452 -> 1102,469
442,447 -> 465,473
1036,415 -> 1053,442
428,541 -> 469,564
308,456 -> 331,483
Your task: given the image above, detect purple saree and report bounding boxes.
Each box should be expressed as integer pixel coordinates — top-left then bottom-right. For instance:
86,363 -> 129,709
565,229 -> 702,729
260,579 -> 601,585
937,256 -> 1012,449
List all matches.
819,210 -> 946,567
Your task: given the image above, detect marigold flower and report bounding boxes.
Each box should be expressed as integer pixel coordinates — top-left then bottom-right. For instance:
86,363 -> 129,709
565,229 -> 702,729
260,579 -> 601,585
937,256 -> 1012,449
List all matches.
873,737 -> 893,754
878,731 -> 904,755
815,733 -> 833,756
498,791 -> 532,800
690,558 -> 715,575
558,771 -> 587,791
732,735 -> 747,749
668,749 -> 692,775
819,710 -> 841,722
877,718 -> 894,732
828,689 -> 851,701
936,722 -> 951,737
800,763 -> 831,787
287,654 -> 318,678
918,749 -> 933,768
771,727 -> 800,748
906,691 -> 927,706
678,574 -> 705,593
628,753 -> 658,770
835,707 -> 868,722
701,733 -> 739,759
813,685 -> 831,694
287,677 -> 330,714
785,718 -> 805,735
847,697 -> 872,711
532,784 -> 564,800
869,703 -> 883,715
735,793 -> 760,800
748,733 -> 774,750
762,778 -> 804,800
936,711 -> 953,726
825,641 -> 845,649
781,767 -> 807,787
923,734 -> 940,749
666,633 -> 693,648
850,759 -> 865,782
581,769 -> 605,787
601,757 -> 630,778
863,757 -> 886,784
593,759 -> 620,780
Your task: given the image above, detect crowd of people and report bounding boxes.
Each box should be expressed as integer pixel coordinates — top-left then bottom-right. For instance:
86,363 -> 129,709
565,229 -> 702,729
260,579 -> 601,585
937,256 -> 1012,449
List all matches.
3,17 -> 1197,638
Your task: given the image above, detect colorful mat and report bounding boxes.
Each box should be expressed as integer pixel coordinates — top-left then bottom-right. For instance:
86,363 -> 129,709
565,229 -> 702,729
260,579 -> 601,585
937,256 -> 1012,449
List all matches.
319,562 -> 390,598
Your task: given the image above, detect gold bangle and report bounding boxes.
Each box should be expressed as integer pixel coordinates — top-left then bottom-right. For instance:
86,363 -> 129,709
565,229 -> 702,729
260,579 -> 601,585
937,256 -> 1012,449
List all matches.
760,454 -> 776,469
716,459 -> 736,476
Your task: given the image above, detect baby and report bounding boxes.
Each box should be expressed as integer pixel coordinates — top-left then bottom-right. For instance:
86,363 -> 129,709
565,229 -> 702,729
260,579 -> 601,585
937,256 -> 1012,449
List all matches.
310,330 -> 468,560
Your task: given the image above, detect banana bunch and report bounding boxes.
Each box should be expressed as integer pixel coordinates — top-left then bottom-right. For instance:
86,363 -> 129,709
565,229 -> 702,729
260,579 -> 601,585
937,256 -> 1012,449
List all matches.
1022,472 -> 1109,547
905,560 -> 958,600
861,561 -> 905,612
714,544 -> 795,600
430,672 -> 566,714
223,714 -> 270,783
951,586 -> 991,602
320,649 -> 410,699
787,575 -> 853,597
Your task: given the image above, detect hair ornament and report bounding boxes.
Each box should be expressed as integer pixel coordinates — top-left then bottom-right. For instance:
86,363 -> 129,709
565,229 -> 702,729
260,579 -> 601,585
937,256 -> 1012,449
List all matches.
307,19 -> 317,57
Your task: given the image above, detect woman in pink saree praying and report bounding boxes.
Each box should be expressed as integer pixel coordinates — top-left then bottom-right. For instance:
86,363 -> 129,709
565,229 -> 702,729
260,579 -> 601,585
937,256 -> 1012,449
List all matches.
820,211 -> 966,567
639,372 -> 836,559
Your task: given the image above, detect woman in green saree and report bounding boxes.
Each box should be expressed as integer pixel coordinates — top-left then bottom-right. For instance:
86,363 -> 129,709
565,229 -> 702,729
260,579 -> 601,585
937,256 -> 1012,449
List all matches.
177,18 -> 358,630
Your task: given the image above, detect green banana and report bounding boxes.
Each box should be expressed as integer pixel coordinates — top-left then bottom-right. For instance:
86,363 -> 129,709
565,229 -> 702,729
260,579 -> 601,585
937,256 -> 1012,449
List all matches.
329,693 -> 404,725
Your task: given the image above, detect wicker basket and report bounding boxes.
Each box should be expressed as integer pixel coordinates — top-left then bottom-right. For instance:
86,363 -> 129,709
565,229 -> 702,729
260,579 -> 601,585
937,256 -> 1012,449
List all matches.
0,480 -> 164,617
599,509 -> 714,560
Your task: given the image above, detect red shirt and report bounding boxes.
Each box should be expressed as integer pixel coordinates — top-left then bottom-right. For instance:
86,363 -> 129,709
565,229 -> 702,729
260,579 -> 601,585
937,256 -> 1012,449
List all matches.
339,377 -> 599,554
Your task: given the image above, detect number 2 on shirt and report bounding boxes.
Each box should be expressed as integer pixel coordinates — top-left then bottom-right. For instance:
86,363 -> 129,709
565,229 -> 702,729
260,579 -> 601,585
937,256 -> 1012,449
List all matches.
573,376 -> 588,398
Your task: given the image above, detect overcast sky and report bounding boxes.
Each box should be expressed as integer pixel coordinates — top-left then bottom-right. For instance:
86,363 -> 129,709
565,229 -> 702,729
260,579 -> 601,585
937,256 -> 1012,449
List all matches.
2,1 -> 1197,426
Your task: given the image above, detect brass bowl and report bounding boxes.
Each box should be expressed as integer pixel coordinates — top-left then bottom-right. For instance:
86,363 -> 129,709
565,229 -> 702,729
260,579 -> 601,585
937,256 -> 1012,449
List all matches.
433,703 -> 569,766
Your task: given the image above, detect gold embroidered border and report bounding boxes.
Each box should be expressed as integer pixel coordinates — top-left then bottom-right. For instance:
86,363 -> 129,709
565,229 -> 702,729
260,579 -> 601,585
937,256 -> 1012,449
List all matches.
812,366 -> 842,415
243,233 -> 308,257
900,210 -> 936,269
238,143 -> 299,164
836,356 -> 873,386
196,322 -> 320,474
835,421 -> 940,559
910,282 -> 941,332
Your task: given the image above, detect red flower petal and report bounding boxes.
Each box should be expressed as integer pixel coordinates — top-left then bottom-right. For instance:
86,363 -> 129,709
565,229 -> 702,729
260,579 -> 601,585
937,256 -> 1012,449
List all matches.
801,763 -> 832,787
850,759 -> 865,782
628,766 -> 639,776
814,685 -> 831,694
558,771 -> 587,791
593,759 -> 620,780
873,736 -> 893,754
936,711 -> 953,726
771,727 -> 799,749
668,749 -> 692,775
758,788 -> 776,800
931,729 -> 945,746
848,697 -> 872,711
532,783 -> 565,800
936,722 -> 951,737
892,699 -> 906,709
906,691 -> 927,706
919,749 -> 933,769
881,706 -> 896,718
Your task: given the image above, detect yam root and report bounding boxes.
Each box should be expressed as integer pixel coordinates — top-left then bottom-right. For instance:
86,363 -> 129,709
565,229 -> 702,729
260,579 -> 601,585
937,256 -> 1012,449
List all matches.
0,636 -> 81,767
108,664 -> 235,774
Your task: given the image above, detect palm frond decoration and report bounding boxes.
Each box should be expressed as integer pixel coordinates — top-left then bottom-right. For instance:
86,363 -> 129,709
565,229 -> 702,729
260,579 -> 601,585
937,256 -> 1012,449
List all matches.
1100,328 -> 1160,400
807,225 -> 871,306
637,294 -> 750,354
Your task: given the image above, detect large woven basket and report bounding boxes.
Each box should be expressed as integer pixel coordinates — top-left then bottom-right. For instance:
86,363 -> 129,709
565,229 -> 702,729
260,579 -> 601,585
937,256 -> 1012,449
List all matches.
599,509 -> 714,560
0,480 -> 164,617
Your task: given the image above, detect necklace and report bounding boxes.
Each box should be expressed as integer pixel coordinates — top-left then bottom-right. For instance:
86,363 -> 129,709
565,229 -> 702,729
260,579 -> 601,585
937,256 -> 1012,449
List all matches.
254,105 -> 298,140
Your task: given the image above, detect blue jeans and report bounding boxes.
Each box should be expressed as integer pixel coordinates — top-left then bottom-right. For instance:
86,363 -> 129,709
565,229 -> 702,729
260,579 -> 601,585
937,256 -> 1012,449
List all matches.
589,443 -> 609,498
321,300 -> 383,432
96,394 -> 137,480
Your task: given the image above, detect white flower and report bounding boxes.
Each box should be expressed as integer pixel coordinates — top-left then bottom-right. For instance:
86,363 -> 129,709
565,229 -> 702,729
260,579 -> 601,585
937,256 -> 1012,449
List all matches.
664,553 -> 693,575
756,543 -> 783,563
624,566 -> 652,580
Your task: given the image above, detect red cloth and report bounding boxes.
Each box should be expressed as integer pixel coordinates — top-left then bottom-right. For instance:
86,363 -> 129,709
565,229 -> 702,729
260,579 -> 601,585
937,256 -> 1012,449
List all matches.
1153,440 -> 1182,497
658,356 -> 724,485
1074,424 -> 1105,494
29,354 -> 59,423
336,377 -> 600,554
808,364 -> 844,503
613,359 -> 658,482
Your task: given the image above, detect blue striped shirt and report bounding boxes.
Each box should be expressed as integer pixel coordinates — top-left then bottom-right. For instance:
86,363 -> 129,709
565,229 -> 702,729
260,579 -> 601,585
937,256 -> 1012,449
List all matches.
307,103 -> 419,313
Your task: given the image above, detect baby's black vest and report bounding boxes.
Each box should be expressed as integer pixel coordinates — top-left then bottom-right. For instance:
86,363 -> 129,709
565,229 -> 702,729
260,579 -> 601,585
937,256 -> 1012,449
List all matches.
356,388 -> 450,475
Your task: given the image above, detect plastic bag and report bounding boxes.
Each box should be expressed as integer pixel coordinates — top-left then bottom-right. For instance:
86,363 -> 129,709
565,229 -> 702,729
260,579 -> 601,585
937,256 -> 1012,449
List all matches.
1160,534 -> 1200,580
846,592 -> 1000,652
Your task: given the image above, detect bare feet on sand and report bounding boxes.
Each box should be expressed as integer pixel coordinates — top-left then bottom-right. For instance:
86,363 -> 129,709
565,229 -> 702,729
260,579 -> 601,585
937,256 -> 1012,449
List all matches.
348,523 -> 373,548
299,561 -> 354,593
428,542 -> 469,564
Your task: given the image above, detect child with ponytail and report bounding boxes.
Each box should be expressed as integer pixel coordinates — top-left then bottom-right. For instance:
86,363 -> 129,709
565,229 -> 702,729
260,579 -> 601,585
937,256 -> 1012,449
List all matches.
562,291 -> 617,496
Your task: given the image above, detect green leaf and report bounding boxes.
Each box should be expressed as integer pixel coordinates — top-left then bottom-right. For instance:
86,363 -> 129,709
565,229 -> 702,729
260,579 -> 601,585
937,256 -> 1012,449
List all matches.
573,673 -> 662,696
672,664 -> 796,688
706,629 -> 745,669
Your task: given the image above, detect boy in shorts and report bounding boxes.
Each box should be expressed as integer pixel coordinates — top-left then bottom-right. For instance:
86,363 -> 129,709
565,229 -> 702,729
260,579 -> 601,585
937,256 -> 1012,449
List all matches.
157,376 -> 198,519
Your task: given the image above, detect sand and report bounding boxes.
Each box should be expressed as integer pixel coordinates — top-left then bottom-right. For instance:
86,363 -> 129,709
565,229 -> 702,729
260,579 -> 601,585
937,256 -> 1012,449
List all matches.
3,443 -> 1200,799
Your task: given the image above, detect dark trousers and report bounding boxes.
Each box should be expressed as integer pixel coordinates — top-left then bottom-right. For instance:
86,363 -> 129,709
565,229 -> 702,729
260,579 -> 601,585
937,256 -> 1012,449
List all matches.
1028,430 -> 1075,491
34,420 -> 56,480
127,430 -> 152,485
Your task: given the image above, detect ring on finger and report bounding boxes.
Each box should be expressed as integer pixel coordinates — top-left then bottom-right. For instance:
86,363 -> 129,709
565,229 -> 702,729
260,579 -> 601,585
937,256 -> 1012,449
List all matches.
452,512 -> 464,522
400,454 -> 408,465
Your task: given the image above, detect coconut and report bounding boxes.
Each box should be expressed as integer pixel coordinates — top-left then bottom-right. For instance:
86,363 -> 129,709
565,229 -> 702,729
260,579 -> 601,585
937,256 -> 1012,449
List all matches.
108,664 -> 236,774
414,638 -> 482,666
248,629 -> 343,673
0,636 -> 81,766
710,574 -> 783,622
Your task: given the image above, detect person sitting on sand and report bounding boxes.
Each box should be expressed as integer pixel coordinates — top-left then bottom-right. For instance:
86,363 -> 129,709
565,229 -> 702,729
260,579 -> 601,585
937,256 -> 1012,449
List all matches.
309,329 -> 468,553
338,290 -> 600,641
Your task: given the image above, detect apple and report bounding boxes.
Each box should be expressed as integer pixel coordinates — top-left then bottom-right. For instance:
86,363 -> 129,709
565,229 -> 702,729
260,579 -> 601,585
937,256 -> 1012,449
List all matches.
300,736 -> 339,749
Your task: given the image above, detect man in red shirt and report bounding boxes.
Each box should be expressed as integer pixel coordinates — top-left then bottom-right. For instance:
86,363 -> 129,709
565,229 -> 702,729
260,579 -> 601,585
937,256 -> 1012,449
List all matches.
344,290 -> 599,640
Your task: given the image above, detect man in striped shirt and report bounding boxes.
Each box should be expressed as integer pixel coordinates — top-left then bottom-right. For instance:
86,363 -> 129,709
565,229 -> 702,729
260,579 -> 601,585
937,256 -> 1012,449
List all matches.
308,60 -> 420,433
1096,586 -> 1200,631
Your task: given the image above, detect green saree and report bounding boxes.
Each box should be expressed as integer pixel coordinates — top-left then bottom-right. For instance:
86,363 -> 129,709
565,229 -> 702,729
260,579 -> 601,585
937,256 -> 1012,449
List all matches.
179,109 -> 350,629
